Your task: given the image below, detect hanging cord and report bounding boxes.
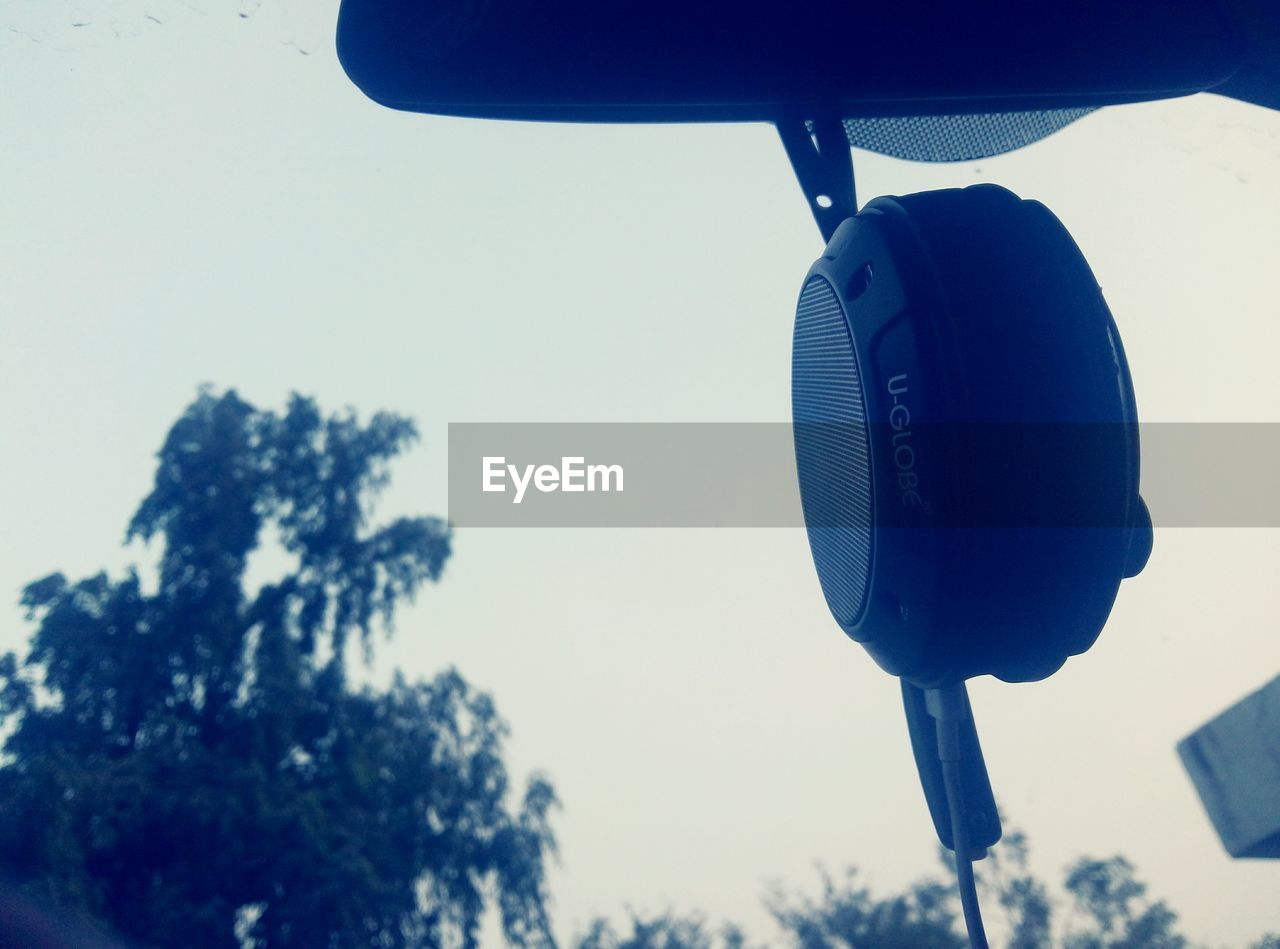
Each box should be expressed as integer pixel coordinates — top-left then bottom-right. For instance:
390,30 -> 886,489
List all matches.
926,684 -> 990,948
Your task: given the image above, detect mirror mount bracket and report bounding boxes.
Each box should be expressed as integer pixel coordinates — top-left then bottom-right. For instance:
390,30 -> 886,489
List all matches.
777,110 -> 857,243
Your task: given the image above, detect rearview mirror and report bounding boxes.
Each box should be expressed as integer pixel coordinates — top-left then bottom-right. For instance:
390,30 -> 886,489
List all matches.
337,0 -> 1250,123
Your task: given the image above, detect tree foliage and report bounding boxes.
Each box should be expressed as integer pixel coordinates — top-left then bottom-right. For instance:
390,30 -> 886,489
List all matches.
765,867 -> 965,949
576,823 -> 1267,949
0,390 -> 557,948
1060,857 -> 1186,949
576,913 -> 751,949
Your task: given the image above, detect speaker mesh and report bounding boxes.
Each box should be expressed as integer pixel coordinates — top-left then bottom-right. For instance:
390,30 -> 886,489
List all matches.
793,275 -> 873,627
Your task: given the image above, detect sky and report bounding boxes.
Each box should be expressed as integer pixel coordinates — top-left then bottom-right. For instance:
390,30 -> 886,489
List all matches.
3,2 -> 1280,945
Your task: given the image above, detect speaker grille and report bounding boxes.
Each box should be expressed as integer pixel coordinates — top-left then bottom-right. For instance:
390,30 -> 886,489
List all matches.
793,276 -> 874,627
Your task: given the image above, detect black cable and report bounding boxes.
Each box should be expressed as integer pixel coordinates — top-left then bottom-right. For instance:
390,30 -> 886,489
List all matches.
928,686 -> 990,949
941,754 -> 989,949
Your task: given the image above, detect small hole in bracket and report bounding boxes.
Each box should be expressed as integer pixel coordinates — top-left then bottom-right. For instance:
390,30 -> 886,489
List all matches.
815,194 -> 834,209
845,263 -> 873,302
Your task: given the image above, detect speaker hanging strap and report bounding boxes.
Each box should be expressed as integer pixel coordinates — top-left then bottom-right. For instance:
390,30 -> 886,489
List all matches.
902,680 -> 1003,854
903,680 -> 1002,947
777,111 -> 857,242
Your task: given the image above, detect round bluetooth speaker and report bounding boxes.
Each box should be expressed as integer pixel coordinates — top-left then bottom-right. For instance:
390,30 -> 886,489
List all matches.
792,184 -> 1152,687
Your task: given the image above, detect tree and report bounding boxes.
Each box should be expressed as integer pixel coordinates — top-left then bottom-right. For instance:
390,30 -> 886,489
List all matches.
766,867 -> 965,949
579,821 -> 1280,949
576,913 -> 752,949
1060,857 -> 1187,949
0,389 -> 557,948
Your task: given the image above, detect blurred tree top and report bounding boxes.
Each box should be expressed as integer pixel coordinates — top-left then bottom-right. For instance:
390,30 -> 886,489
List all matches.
0,389 -> 557,948
576,826 -> 1280,949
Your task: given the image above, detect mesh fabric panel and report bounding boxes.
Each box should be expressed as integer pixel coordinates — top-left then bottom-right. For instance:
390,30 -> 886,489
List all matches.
842,109 -> 1094,162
